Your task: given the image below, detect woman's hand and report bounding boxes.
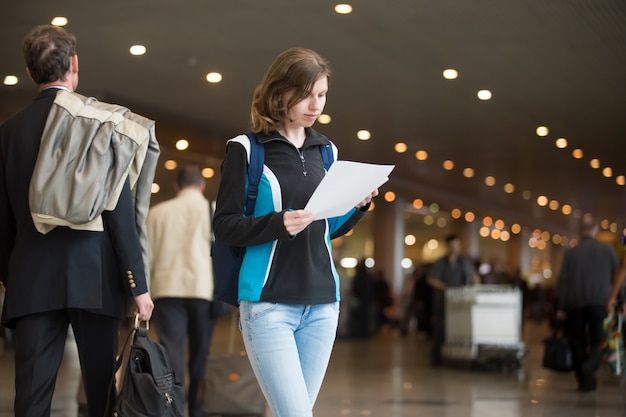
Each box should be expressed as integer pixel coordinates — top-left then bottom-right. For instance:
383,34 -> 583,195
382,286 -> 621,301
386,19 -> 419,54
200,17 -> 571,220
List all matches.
284,209 -> 314,236
356,189 -> 379,209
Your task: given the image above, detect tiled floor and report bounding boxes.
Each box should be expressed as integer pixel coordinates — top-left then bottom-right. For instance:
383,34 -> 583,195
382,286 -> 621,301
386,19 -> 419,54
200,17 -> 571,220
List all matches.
1,317 -> 624,417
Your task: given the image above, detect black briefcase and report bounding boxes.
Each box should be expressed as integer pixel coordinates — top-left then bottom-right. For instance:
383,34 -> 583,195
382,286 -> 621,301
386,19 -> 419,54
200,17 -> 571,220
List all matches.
542,322 -> 573,372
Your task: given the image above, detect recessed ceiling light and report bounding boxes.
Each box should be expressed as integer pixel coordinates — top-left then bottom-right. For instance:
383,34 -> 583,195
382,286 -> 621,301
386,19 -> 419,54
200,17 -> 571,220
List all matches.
51,17 -> 68,26
335,4 -> 353,14
3,75 -> 18,86
477,89 -> 492,100
356,130 -> 371,140
317,114 -> 331,124
176,139 -> 189,151
442,69 -> 458,80
555,137 -> 567,149
206,72 -> 222,83
202,167 -> 215,178
536,126 -> 549,137
394,142 -> 407,153
130,45 -> 146,56
415,150 -> 428,161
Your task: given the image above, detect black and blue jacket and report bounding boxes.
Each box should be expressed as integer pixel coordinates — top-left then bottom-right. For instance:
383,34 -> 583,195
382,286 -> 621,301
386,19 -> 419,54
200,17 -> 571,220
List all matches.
213,128 -> 368,305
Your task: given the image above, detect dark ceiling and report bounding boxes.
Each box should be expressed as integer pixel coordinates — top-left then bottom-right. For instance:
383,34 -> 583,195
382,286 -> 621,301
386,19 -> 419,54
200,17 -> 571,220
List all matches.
1,0 -> 626,239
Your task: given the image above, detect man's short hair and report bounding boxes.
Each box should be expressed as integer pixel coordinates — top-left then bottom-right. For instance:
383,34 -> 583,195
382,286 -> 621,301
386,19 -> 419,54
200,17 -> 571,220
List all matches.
177,165 -> 204,188
580,216 -> 599,234
444,233 -> 459,244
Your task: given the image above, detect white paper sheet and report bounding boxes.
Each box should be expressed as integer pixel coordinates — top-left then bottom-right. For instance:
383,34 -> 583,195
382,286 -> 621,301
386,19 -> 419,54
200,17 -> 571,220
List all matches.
305,161 -> 395,220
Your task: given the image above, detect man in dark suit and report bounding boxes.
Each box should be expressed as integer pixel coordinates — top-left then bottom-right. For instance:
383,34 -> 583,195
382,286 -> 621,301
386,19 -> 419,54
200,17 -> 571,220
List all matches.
0,25 -> 154,417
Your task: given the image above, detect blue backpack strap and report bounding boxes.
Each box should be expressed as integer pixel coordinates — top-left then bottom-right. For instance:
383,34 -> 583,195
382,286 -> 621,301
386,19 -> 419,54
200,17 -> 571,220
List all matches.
243,131 -> 264,217
320,143 -> 334,170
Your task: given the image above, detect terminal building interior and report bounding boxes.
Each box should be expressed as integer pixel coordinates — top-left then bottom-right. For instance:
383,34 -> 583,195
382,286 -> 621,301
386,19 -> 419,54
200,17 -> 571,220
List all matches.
1,1 -> 626,416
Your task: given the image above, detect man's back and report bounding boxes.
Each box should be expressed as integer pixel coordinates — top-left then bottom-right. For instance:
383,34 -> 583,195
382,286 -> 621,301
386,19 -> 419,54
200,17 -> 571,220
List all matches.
147,188 -> 212,300
0,89 -> 148,327
557,236 -> 617,310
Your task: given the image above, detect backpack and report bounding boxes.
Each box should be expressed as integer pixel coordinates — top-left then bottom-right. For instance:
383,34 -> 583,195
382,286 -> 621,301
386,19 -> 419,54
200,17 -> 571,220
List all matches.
211,131 -> 334,306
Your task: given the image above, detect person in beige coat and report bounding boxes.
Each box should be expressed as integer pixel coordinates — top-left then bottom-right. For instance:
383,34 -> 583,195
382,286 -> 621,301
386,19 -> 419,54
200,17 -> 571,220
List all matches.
147,165 -> 216,417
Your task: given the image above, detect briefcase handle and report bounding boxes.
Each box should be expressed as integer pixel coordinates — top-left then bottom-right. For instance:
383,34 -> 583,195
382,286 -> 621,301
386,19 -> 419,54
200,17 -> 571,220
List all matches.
134,314 -> 150,330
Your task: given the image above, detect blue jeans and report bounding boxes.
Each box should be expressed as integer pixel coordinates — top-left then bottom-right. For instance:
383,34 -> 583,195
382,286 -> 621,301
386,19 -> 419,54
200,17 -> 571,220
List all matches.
239,301 -> 339,417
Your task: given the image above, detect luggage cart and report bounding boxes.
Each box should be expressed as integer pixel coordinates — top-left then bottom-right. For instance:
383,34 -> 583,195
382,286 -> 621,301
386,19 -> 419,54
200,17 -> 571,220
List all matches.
443,285 -> 526,374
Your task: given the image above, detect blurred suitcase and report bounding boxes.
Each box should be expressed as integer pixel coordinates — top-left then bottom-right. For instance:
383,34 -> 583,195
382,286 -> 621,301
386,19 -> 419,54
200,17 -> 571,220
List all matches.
202,312 -> 266,417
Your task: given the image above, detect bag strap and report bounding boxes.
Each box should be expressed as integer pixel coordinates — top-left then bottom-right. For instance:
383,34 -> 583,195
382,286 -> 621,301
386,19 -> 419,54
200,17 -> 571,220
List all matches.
242,133 -> 335,218
104,316 -> 149,414
243,131 -> 264,217
104,325 -> 137,414
320,142 -> 334,171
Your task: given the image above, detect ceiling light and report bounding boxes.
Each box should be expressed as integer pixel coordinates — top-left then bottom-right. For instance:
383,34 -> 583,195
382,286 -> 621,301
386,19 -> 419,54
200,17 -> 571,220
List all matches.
504,183 -> 515,193
536,195 -> 548,206
477,89 -> 492,100
164,160 -> 177,170
442,69 -> 458,80
450,208 -> 462,219
555,137 -> 567,148
384,191 -> 396,202
339,257 -> 358,268
616,175 -> 625,186
334,4 -> 353,14
3,75 -> 18,86
151,183 -> 160,194
356,130 -> 371,140
589,158 -> 600,169
484,176 -> 496,186
130,45 -> 147,56
317,114 -> 331,124
51,17 -> 68,26
404,235 -> 416,245
206,72 -> 222,83
415,150 -> 428,161
463,167 -> 474,178
412,199 -> 423,209
464,211 -> 475,222
572,149 -> 583,159
394,142 -> 407,153
561,204 -> 572,215
549,200 -> 559,210
175,139 -> 189,151
536,126 -> 549,137
202,167 -> 215,178
442,160 -> 454,170
602,167 -> 613,177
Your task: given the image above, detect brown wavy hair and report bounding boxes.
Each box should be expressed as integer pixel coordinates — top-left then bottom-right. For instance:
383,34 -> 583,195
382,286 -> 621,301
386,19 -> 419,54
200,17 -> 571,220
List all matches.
250,47 -> 331,135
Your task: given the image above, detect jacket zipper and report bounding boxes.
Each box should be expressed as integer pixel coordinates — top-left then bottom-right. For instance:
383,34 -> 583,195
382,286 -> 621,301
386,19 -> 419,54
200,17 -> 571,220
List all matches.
297,148 -> 307,176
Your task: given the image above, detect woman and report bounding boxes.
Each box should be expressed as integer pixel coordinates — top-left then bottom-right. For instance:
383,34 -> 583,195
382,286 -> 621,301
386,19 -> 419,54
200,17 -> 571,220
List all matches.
213,47 -> 378,417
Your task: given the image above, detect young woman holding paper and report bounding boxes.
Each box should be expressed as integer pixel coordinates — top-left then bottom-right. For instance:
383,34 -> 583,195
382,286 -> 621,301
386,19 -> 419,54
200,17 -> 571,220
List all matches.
213,47 -> 378,417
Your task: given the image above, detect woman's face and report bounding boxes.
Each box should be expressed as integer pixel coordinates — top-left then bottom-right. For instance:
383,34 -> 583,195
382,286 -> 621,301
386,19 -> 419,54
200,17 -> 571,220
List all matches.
282,76 -> 328,128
